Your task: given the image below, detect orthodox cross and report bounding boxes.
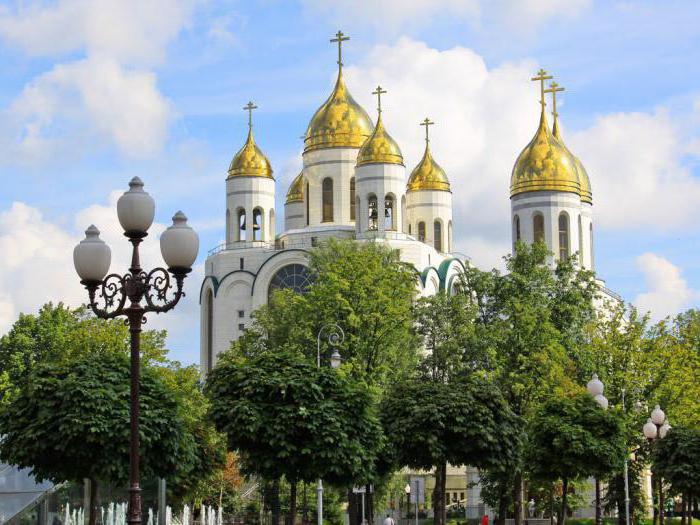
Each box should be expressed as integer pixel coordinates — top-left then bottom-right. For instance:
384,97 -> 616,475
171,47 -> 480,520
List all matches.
330,30 -> 350,69
372,85 -> 387,114
420,117 -> 434,144
243,101 -> 257,129
544,82 -> 565,122
531,68 -> 553,110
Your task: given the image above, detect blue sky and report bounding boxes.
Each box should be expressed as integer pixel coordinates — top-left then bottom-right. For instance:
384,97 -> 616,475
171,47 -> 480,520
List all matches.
0,0 -> 699,365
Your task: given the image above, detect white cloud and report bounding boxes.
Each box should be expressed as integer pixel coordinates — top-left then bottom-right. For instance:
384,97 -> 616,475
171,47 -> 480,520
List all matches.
0,195 -> 202,353
0,0 -> 197,162
301,0 -> 590,32
635,253 -> 697,320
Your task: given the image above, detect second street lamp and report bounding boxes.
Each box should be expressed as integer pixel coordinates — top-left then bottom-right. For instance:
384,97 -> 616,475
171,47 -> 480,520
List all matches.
586,374 -> 608,525
73,177 -> 198,525
643,405 -> 671,525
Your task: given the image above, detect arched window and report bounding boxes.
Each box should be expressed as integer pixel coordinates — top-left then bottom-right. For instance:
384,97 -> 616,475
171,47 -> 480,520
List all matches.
448,221 -> 453,252
355,196 -> 361,233
368,194 -> 378,231
533,213 -> 544,244
401,195 -> 407,232
237,208 -> 246,241
418,221 -> 426,242
514,215 -> 521,242
269,208 -> 276,240
590,223 -> 595,270
384,194 -> 395,230
226,209 -> 231,243
253,208 -> 263,241
578,215 -> 583,266
350,177 -> 356,221
408,224 -> 412,235
268,264 -> 313,300
205,290 -> 213,373
305,182 -> 310,226
322,177 -> 333,222
434,220 -> 443,252
558,212 -> 569,260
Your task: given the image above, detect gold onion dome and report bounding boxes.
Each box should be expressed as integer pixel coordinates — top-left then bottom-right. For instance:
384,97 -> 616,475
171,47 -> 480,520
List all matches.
510,108 -> 580,197
228,102 -> 273,179
407,118 -> 450,192
357,86 -> 403,166
286,172 -> 304,203
304,71 -> 374,153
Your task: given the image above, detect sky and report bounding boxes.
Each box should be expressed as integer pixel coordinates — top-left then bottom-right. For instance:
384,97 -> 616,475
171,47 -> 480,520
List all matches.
0,0 -> 699,365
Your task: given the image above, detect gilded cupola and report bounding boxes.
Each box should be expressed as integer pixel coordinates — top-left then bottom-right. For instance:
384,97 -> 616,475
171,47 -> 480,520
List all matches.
228,101 -> 274,179
510,71 -> 580,198
356,85 -> 404,166
286,172 -> 304,203
407,118 -> 451,192
304,31 -> 374,153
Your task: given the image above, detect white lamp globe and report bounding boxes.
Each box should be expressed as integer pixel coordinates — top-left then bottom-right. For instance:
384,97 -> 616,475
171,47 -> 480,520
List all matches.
651,404 -> 665,426
643,418 -> 658,439
587,374 -> 604,396
117,177 -> 155,235
73,225 -> 111,283
405,484 -> 411,495
659,420 -> 671,439
160,211 -> 199,271
330,349 -> 342,369
594,394 -> 609,410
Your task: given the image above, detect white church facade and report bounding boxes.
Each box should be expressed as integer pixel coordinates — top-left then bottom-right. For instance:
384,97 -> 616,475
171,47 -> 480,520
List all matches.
199,38 -> 599,374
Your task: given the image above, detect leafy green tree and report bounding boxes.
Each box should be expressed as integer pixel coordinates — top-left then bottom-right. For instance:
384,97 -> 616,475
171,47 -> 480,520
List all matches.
654,427 -> 700,525
526,393 -> 626,525
0,352 -> 195,525
205,349 -> 383,524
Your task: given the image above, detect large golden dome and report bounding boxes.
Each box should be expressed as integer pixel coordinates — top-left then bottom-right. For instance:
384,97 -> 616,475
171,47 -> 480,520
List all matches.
510,109 -> 580,197
228,128 -> 273,179
356,113 -> 403,166
407,143 -> 450,192
286,171 -> 304,203
304,71 -> 374,153
553,120 -> 592,204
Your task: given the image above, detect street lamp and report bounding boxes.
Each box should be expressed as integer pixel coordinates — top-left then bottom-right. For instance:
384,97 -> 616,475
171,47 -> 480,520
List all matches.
404,484 -> 411,525
643,405 -> 671,525
73,177 -> 198,525
315,323 -> 345,525
586,374 -> 608,525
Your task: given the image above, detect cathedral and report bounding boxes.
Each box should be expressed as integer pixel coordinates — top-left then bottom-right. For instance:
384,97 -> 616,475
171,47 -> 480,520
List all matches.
199,34 -> 598,373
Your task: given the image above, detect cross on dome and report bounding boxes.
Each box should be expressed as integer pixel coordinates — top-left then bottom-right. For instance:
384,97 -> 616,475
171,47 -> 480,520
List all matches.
372,85 -> 387,114
545,82 -> 565,122
243,101 -> 258,129
531,68 -> 553,110
420,117 -> 434,144
330,30 -> 350,70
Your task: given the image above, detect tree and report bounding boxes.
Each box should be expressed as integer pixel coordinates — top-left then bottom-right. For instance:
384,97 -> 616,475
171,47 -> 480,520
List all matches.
205,349 -> 383,525
380,374 -> 521,525
526,393 -> 626,525
654,427 -> 700,525
0,351 -> 196,525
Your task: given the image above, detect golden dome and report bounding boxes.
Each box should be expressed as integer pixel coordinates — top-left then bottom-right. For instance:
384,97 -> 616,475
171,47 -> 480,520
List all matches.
553,120 -> 592,204
304,71 -> 374,153
510,109 -> 580,197
227,127 -> 273,179
286,172 -> 304,203
407,143 -> 450,192
356,113 -> 404,166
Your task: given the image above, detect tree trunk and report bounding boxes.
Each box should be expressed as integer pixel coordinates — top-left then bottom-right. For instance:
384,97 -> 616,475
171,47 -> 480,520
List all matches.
595,478 -> 602,525
680,492 -> 687,525
560,478 -> 569,525
514,473 -> 524,525
433,465 -> 444,525
659,477 -> 664,525
271,479 -> 281,525
289,481 -> 298,525
549,484 -> 554,525
88,478 -> 99,525
303,482 -> 308,525
497,494 -> 507,525
367,484 -> 375,525
349,490 -> 359,525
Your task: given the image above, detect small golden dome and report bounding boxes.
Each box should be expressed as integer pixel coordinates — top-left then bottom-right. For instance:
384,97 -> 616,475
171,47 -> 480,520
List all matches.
304,71 -> 374,153
510,109 -> 580,197
286,172 -> 304,203
407,143 -> 450,192
227,128 -> 273,179
553,121 -> 592,204
356,114 -> 404,166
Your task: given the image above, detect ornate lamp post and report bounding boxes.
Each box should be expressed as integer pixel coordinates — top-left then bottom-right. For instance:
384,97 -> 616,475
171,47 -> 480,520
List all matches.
643,405 -> 671,525
73,177 -> 199,525
404,484 -> 411,525
586,374 -> 609,525
316,323 -> 344,525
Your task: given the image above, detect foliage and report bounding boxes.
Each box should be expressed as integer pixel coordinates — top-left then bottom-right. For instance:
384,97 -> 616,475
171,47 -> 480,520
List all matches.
654,426 -> 700,500
206,349 -> 383,486
0,351 -> 194,485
